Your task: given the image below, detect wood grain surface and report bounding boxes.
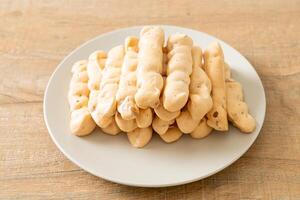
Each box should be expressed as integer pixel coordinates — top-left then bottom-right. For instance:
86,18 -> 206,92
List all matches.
0,0 -> 300,199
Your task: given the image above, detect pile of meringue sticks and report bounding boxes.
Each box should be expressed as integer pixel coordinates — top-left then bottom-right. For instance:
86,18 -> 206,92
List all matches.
68,26 -> 255,148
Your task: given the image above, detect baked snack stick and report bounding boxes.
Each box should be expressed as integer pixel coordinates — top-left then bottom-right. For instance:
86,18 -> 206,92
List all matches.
115,36 -> 153,130
101,117 -> 121,135
68,60 -> 96,136
154,98 -> 180,121
224,63 -> 232,81
115,112 -> 137,132
135,26 -> 164,109
96,45 -> 125,128
123,108 -> 153,146
159,125 -> 183,143
225,64 -> 255,133
226,81 -> 255,133
124,108 -> 153,148
190,118 -> 213,139
154,77 -> 180,121
87,51 -> 107,91
88,91 -> 112,128
163,34 -> 193,112
155,58 -> 180,121
127,127 -> 153,148
176,46 -> 213,133
204,42 -> 228,131
135,108 -> 153,128
115,107 -> 152,131
176,108 -> 198,134
86,51 -> 113,128
152,115 -> 174,135
116,37 -> 139,120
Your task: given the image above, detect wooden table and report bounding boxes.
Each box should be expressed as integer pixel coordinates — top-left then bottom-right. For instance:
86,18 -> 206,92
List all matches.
1,0 -> 299,199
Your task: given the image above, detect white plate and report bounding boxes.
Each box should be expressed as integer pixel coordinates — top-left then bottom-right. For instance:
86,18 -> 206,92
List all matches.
44,25 -> 266,187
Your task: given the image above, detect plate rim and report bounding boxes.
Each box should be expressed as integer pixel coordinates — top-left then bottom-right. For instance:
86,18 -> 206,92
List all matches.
43,25 -> 266,187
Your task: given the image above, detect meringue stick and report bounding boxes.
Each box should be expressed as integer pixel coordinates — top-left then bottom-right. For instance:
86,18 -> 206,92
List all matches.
163,34 -> 193,112
115,37 -> 153,130
225,65 -> 256,133
115,112 -> 137,132
224,62 -> 232,81
88,91 -> 112,128
86,51 -> 113,128
204,42 -> 228,131
116,36 -> 139,120
176,46 -> 213,133
176,108 -> 198,134
188,46 -> 213,121
125,108 -> 153,147
154,98 -> 180,121
87,51 -> 107,91
101,117 -> 121,135
190,118 -> 213,139
127,127 -> 153,148
159,126 -> 183,143
68,60 -> 96,136
135,26 -> 164,109
152,115 -> 174,135
154,69 -> 180,121
136,108 -> 153,128
96,45 -> 125,128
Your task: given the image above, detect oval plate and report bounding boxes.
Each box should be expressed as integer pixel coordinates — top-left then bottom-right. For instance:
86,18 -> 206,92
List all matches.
44,25 -> 266,187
